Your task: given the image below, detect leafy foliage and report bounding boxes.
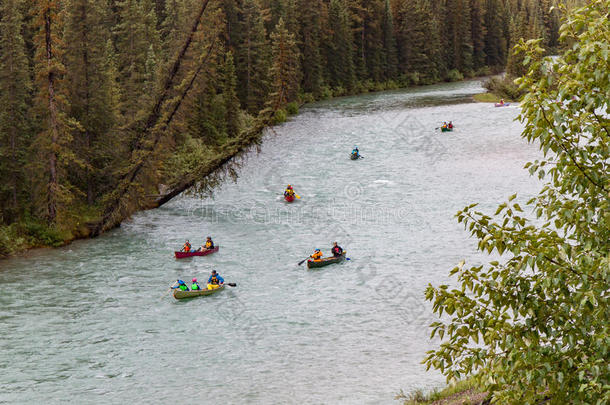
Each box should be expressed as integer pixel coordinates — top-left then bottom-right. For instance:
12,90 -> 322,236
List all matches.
424,2 -> 610,403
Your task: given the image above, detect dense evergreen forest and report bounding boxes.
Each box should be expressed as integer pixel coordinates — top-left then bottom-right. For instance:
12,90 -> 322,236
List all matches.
0,0 -> 579,254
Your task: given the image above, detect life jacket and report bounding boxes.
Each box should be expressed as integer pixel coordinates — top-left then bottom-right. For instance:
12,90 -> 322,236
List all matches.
285,189 -> 294,196
312,251 -> 323,260
448,123 -> 453,128
332,246 -> 343,256
191,283 -> 201,290
179,284 -> 189,291
183,243 -> 191,252
209,275 -> 219,285
205,240 -> 214,248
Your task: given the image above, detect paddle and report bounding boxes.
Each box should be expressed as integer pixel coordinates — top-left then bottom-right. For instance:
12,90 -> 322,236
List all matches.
298,256 -> 310,266
160,286 -> 173,299
295,194 -> 301,199
224,283 -> 237,287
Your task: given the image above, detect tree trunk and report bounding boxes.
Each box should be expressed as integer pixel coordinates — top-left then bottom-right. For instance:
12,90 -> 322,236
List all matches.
45,7 -> 59,224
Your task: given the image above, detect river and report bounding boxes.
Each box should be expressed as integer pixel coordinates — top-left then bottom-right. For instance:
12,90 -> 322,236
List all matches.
0,79 -> 542,404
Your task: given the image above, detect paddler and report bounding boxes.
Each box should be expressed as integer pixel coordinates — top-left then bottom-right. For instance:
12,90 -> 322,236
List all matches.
207,270 -> 224,290
351,146 -> 360,158
331,242 -> 343,257
191,278 -> 201,290
181,240 -> 192,252
171,279 -> 189,291
284,185 -> 295,198
197,236 -> 214,251
311,249 -> 323,261
448,121 -> 453,129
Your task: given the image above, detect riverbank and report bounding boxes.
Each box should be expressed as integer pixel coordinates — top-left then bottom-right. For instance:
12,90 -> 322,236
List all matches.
397,379 -> 488,405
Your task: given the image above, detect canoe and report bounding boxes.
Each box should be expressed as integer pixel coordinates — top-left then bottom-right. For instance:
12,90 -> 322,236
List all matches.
307,252 -> 346,269
495,103 -> 510,107
173,284 -> 225,299
174,246 -> 219,259
285,194 -> 295,202
350,154 -> 360,160
441,127 -> 453,132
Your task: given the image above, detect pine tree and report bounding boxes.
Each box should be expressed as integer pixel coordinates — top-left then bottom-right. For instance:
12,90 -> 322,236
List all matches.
326,0 -> 356,90
115,0 -> 152,123
396,0 -> 442,81
65,0 -> 117,204
0,0 -> 31,221
470,0 -> 487,70
296,0 -> 323,95
32,0 -> 76,224
221,51 -> 240,138
267,18 -> 301,108
236,0 -> 270,113
381,0 -> 398,80
483,0 -> 508,67
445,0 -> 473,73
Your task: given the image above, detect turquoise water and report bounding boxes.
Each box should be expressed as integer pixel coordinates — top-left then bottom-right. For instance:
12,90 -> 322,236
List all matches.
0,80 -> 542,404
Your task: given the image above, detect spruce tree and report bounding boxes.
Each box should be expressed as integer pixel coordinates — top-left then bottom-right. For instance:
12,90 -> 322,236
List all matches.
267,17 -> 301,108
65,0 -> 116,204
483,0 -> 508,67
236,0 -> 270,113
32,0 -> 76,224
115,0 -> 152,123
296,0 -> 323,95
221,51 -> 240,138
381,0 -> 398,80
326,0 -> 356,90
0,0 -> 31,220
470,0 -> 487,70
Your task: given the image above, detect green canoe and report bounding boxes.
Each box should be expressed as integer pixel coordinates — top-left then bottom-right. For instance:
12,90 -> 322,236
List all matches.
307,252 -> 346,269
173,284 -> 225,299
441,127 -> 453,132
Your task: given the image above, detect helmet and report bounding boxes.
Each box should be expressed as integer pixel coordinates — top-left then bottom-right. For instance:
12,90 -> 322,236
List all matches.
192,278 -> 197,282
315,249 -> 320,252
207,236 -> 211,239
211,270 -> 217,274
178,280 -> 185,285
287,184 -> 292,189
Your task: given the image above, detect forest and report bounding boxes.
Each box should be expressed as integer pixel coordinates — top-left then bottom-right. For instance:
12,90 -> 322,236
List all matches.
0,0 -> 578,254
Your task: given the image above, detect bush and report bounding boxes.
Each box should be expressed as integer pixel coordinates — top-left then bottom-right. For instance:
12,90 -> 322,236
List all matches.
482,75 -> 525,100
285,102 -> 299,115
446,69 -> 464,82
22,221 -> 65,247
319,85 -> 333,99
474,66 -> 491,76
0,224 -> 22,257
271,108 -> 287,124
299,92 -> 315,104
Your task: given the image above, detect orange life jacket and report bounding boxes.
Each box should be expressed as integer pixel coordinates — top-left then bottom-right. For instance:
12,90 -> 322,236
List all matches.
311,251 -> 323,260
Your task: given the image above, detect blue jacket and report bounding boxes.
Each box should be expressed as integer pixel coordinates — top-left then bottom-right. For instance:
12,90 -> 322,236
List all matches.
352,149 -> 359,156
208,274 -> 224,284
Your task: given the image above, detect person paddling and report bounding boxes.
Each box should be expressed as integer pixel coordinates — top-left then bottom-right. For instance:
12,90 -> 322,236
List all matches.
331,242 -> 343,257
311,249 -> 323,262
191,278 -> 201,290
171,279 -> 189,291
284,185 -> 295,198
351,146 -> 360,158
448,121 -> 453,129
181,240 -> 192,252
207,270 -> 224,290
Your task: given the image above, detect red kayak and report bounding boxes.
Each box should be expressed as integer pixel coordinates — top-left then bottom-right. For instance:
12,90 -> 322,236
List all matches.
174,246 -> 219,259
284,194 -> 295,203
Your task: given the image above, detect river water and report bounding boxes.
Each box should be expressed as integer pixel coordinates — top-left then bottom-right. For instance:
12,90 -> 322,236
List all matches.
0,80 -> 542,404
